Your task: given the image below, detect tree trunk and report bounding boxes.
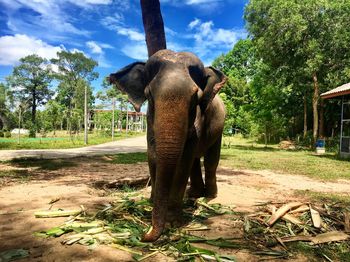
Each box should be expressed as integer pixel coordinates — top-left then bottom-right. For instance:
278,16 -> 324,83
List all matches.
0,113 -> 9,130
140,0 -> 167,57
312,72 -> 319,144
31,89 -> 37,138
303,93 -> 307,138
319,98 -> 325,138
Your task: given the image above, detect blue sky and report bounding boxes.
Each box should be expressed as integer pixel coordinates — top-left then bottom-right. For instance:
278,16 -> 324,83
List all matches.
0,0 -> 248,93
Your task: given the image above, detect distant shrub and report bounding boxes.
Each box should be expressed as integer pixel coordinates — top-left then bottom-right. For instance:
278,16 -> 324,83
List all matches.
0,131 -> 4,137
4,131 -> 11,138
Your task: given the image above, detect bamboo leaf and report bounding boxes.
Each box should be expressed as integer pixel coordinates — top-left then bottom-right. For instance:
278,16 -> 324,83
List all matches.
109,243 -> 143,255
34,209 -> 81,218
0,249 -> 29,261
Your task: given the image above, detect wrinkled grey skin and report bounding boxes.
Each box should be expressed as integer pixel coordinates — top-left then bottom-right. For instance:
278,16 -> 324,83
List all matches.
109,49 -> 226,242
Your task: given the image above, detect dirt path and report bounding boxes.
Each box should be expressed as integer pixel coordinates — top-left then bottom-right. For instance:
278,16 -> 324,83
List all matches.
1,158 -> 350,261
0,136 -> 147,161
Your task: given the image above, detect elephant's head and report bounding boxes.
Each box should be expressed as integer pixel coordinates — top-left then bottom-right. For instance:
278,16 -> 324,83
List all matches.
109,49 -> 226,241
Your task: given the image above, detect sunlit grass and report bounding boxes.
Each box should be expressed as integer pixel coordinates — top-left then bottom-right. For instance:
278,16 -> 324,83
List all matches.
0,131 -> 145,150
221,136 -> 350,180
107,152 -> 148,164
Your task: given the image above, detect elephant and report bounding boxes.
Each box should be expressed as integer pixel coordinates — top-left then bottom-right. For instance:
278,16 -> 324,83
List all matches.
109,49 -> 226,242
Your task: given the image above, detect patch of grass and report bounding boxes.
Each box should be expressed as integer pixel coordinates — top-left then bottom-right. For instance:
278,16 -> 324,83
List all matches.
0,132 -> 145,150
221,136 -> 350,180
0,169 -> 31,184
108,152 -> 147,164
7,158 -> 76,171
289,241 -> 350,262
0,169 -> 29,178
295,190 -> 350,205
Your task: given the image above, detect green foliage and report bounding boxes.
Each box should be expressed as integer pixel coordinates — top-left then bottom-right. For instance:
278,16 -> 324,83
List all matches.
213,39 -> 257,135
51,51 -> 98,135
244,0 -> 350,141
6,54 -> 53,137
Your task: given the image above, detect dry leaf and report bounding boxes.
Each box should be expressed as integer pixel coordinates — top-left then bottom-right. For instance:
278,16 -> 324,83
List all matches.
310,205 -> 322,228
280,235 -> 313,243
344,212 -> 350,233
282,213 -> 303,225
288,205 -> 309,214
311,231 -> 350,245
267,202 -> 304,226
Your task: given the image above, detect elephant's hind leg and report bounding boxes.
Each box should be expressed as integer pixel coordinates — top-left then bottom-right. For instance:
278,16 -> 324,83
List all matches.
188,158 -> 205,198
204,137 -> 222,198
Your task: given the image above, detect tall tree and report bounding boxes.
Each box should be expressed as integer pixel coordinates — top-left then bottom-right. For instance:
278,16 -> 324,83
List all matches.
140,0 -> 167,57
212,39 -> 257,135
52,51 -> 98,137
7,54 -> 53,137
0,83 -> 12,130
245,0 -> 350,142
97,77 -> 128,136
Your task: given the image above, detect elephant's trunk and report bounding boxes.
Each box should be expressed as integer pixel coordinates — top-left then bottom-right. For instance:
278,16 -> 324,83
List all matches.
142,101 -> 188,242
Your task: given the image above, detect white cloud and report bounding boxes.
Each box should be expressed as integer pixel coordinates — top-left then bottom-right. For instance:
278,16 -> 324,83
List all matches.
100,14 -> 146,60
76,0 -> 112,5
165,26 -> 177,36
186,18 -> 246,64
86,41 -> 114,67
121,43 -> 148,60
188,18 -> 245,50
188,18 -> 201,29
86,41 -> 103,54
186,0 -> 222,4
101,15 -> 144,42
161,0 -> 224,10
117,28 -> 144,41
0,34 -> 62,66
1,0 -> 90,42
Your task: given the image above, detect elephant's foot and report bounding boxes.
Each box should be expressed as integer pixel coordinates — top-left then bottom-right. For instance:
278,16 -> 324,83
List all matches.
205,185 -> 217,199
166,207 -> 184,227
187,186 -> 205,199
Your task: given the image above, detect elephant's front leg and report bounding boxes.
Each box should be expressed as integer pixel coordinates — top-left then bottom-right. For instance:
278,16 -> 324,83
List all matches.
147,135 -> 157,202
148,155 -> 156,202
167,140 -> 197,224
204,137 -> 222,198
188,158 -> 205,198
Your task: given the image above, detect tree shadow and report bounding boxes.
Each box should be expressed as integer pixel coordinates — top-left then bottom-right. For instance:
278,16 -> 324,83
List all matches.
222,144 -> 279,152
8,158 -> 77,170
311,153 -> 350,162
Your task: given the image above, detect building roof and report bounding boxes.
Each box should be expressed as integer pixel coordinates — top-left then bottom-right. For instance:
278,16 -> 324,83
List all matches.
321,82 -> 350,99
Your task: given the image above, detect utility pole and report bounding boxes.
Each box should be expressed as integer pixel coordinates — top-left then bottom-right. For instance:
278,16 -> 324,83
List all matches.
84,84 -> 88,145
126,102 -> 129,135
17,106 -> 21,144
112,97 -> 115,141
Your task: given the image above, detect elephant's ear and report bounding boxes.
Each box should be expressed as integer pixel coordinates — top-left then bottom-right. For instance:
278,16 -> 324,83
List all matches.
109,62 -> 146,112
200,66 -> 227,112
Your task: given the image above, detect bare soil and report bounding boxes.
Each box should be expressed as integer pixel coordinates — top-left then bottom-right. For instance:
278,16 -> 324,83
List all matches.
1,157 -> 349,261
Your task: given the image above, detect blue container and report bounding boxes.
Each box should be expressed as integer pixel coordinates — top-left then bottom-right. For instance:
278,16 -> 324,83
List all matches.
316,139 -> 325,148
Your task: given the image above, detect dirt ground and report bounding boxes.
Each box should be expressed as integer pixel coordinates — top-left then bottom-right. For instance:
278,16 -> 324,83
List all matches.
1,157 -> 350,262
